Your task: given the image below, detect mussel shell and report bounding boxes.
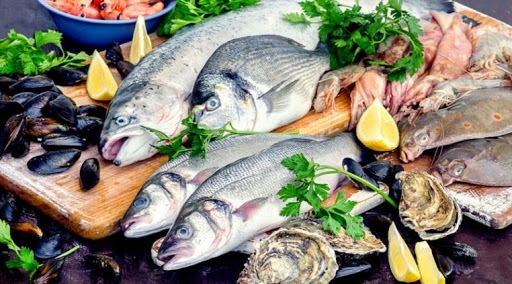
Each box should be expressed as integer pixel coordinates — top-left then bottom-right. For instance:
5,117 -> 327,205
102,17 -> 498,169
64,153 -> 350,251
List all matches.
342,157 -> 379,190
84,254 -> 121,283
23,91 -> 60,119
77,104 -> 107,120
8,134 -> 31,158
25,117 -> 75,140
434,252 -> 455,278
9,91 -> 39,104
34,234 -> 63,259
105,42 -> 124,65
1,113 -> 26,157
46,66 -> 87,86
115,60 -> 135,79
47,95 -> 77,125
362,160 -> 394,182
334,261 -> 372,278
11,222 -> 44,238
0,192 -> 20,223
41,133 -> 88,151
27,149 -> 81,175
431,242 -> 478,261
8,75 -> 54,95
76,116 -> 104,144
0,100 -> 25,122
80,158 -> 100,190
31,257 -> 65,284
0,76 -> 18,93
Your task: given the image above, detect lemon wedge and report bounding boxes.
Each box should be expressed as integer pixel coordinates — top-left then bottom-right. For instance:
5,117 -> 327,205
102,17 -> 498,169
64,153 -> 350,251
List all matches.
86,50 -> 118,101
129,15 -> 152,65
356,98 -> 399,151
388,222 -> 421,282
415,241 -> 445,284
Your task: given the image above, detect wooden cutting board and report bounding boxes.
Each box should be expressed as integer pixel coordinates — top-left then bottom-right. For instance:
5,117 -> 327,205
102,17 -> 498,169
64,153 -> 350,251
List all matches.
0,4 -> 509,240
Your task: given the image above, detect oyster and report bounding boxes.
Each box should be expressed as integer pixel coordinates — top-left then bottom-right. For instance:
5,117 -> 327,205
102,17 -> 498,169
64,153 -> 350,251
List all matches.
237,218 -> 386,283
396,171 -> 462,240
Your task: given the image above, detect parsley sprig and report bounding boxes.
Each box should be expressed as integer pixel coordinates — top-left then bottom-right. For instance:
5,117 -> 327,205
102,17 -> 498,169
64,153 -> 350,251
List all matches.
285,0 -> 424,82
279,153 -> 398,239
0,29 -> 90,76
143,114 -> 270,159
0,219 -> 80,280
157,0 -> 261,36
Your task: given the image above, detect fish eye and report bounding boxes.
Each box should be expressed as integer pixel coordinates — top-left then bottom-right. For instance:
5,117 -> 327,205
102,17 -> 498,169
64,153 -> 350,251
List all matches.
450,163 -> 466,177
414,131 -> 429,146
205,96 -> 220,111
133,195 -> 149,209
115,116 -> 130,126
174,224 -> 192,239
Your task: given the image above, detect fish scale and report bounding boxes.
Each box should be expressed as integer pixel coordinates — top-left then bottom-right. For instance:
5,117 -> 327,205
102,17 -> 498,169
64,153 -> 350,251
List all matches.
399,87 -> 512,162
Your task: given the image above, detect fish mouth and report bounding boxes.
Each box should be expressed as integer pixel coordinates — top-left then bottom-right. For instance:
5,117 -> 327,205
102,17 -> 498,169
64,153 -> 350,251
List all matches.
99,130 -> 159,166
120,215 -> 155,238
99,135 -> 127,162
399,146 -> 421,163
157,247 -> 194,271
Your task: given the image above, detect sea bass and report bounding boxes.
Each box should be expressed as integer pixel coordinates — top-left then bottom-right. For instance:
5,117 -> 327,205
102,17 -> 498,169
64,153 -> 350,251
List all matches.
431,133 -> 512,186
191,35 -> 330,131
120,133 -> 325,238
399,87 -> 512,162
99,0 -> 454,166
156,132 -> 367,270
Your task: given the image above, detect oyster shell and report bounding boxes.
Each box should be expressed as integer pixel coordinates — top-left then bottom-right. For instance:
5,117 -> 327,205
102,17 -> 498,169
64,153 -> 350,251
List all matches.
396,171 -> 462,240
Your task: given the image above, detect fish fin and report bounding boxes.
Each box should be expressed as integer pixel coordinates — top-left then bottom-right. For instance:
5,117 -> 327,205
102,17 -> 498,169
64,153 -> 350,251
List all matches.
234,197 -> 268,222
258,79 -> 299,112
189,167 -> 219,187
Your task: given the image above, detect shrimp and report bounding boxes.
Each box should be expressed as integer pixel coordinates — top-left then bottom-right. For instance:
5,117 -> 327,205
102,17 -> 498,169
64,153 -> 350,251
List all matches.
99,0 -> 163,20
45,0 -> 93,16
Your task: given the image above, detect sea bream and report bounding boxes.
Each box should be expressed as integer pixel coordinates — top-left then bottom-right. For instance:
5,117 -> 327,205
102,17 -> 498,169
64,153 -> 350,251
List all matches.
98,0 -> 455,166
431,133 -> 512,186
120,133 -> 325,238
190,35 -> 330,132
156,132 -> 368,270
399,87 -> 512,162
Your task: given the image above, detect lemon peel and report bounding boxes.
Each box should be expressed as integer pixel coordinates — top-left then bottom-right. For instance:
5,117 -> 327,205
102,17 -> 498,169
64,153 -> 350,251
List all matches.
86,50 -> 118,101
415,241 -> 445,284
356,98 -> 399,151
388,222 -> 421,283
129,15 -> 152,65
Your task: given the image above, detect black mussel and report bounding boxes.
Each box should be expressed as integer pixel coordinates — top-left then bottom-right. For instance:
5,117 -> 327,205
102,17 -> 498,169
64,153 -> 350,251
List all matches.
342,157 -> 379,190
49,85 -> 64,95
389,178 -> 402,203
77,104 -> 107,120
23,91 -> 60,119
11,222 -> 44,238
8,134 -> 31,158
84,254 -> 121,283
41,133 -> 88,151
80,158 -> 100,190
434,253 -> 455,278
46,66 -> 87,86
362,160 -> 394,183
0,192 -> 20,223
8,75 -> 54,95
334,261 -> 372,278
31,256 -> 65,284
25,117 -> 75,140
47,95 -> 77,125
0,76 -> 18,93
362,211 -> 392,239
0,100 -> 25,121
431,242 -> 478,262
115,60 -> 135,79
27,149 -> 81,175
105,42 -> 124,65
76,116 -> 103,144
34,234 -> 63,259
9,91 -> 39,104
1,112 -> 27,157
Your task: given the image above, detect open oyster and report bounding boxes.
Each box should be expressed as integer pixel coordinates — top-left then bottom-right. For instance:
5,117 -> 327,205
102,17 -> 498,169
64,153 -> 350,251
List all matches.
396,171 -> 462,240
237,218 -> 386,283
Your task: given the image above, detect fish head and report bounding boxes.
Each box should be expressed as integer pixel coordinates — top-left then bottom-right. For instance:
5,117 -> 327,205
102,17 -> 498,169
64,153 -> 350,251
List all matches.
431,147 -> 479,186
191,72 -> 257,131
157,199 -> 233,270
399,118 -> 443,162
99,82 -> 190,166
121,172 -> 187,238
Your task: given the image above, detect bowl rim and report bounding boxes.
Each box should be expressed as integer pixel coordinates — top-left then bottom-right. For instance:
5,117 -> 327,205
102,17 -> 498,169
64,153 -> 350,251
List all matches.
37,0 -> 174,24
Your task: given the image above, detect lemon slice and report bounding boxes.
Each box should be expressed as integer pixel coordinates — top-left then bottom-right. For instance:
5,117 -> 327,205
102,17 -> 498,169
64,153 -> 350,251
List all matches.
415,241 -> 445,284
356,98 -> 399,151
86,50 -> 118,101
129,15 -> 152,65
388,222 -> 421,282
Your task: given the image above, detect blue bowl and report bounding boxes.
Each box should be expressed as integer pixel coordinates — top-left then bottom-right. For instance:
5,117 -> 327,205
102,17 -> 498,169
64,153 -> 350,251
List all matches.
37,0 -> 175,50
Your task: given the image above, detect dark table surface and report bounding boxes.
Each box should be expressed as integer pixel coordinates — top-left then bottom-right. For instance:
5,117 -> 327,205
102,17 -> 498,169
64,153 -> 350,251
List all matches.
1,1 -> 512,283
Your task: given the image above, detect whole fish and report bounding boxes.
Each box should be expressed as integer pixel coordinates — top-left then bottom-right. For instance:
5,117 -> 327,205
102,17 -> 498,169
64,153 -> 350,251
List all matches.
98,0 -> 454,166
120,133 -> 325,238
191,35 -> 330,131
156,132 -> 367,270
431,134 -> 512,186
399,87 -> 512,162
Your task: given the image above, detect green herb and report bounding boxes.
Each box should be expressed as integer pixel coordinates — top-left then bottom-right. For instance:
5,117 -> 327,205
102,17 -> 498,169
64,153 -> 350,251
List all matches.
157,0 -> 261,36
285,0 -> 424,82
278,153 -> 398,239
143,114 -> 271,159
0,29 -> 90,76
0,219 -> 80,280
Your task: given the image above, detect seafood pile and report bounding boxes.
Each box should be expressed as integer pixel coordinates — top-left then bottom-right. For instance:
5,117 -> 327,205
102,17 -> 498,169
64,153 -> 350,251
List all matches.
0,74 -> 105,190
45,0 -> 165,20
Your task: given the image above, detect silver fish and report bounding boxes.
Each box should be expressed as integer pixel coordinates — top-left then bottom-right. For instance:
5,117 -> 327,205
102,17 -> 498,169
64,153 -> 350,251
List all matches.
156,132 -> 366,270
191,35 -> 330,131
98,0 -> 454,166
120,133 -> 325,238
399,87 -> 512,162
432,134 -> 512,186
